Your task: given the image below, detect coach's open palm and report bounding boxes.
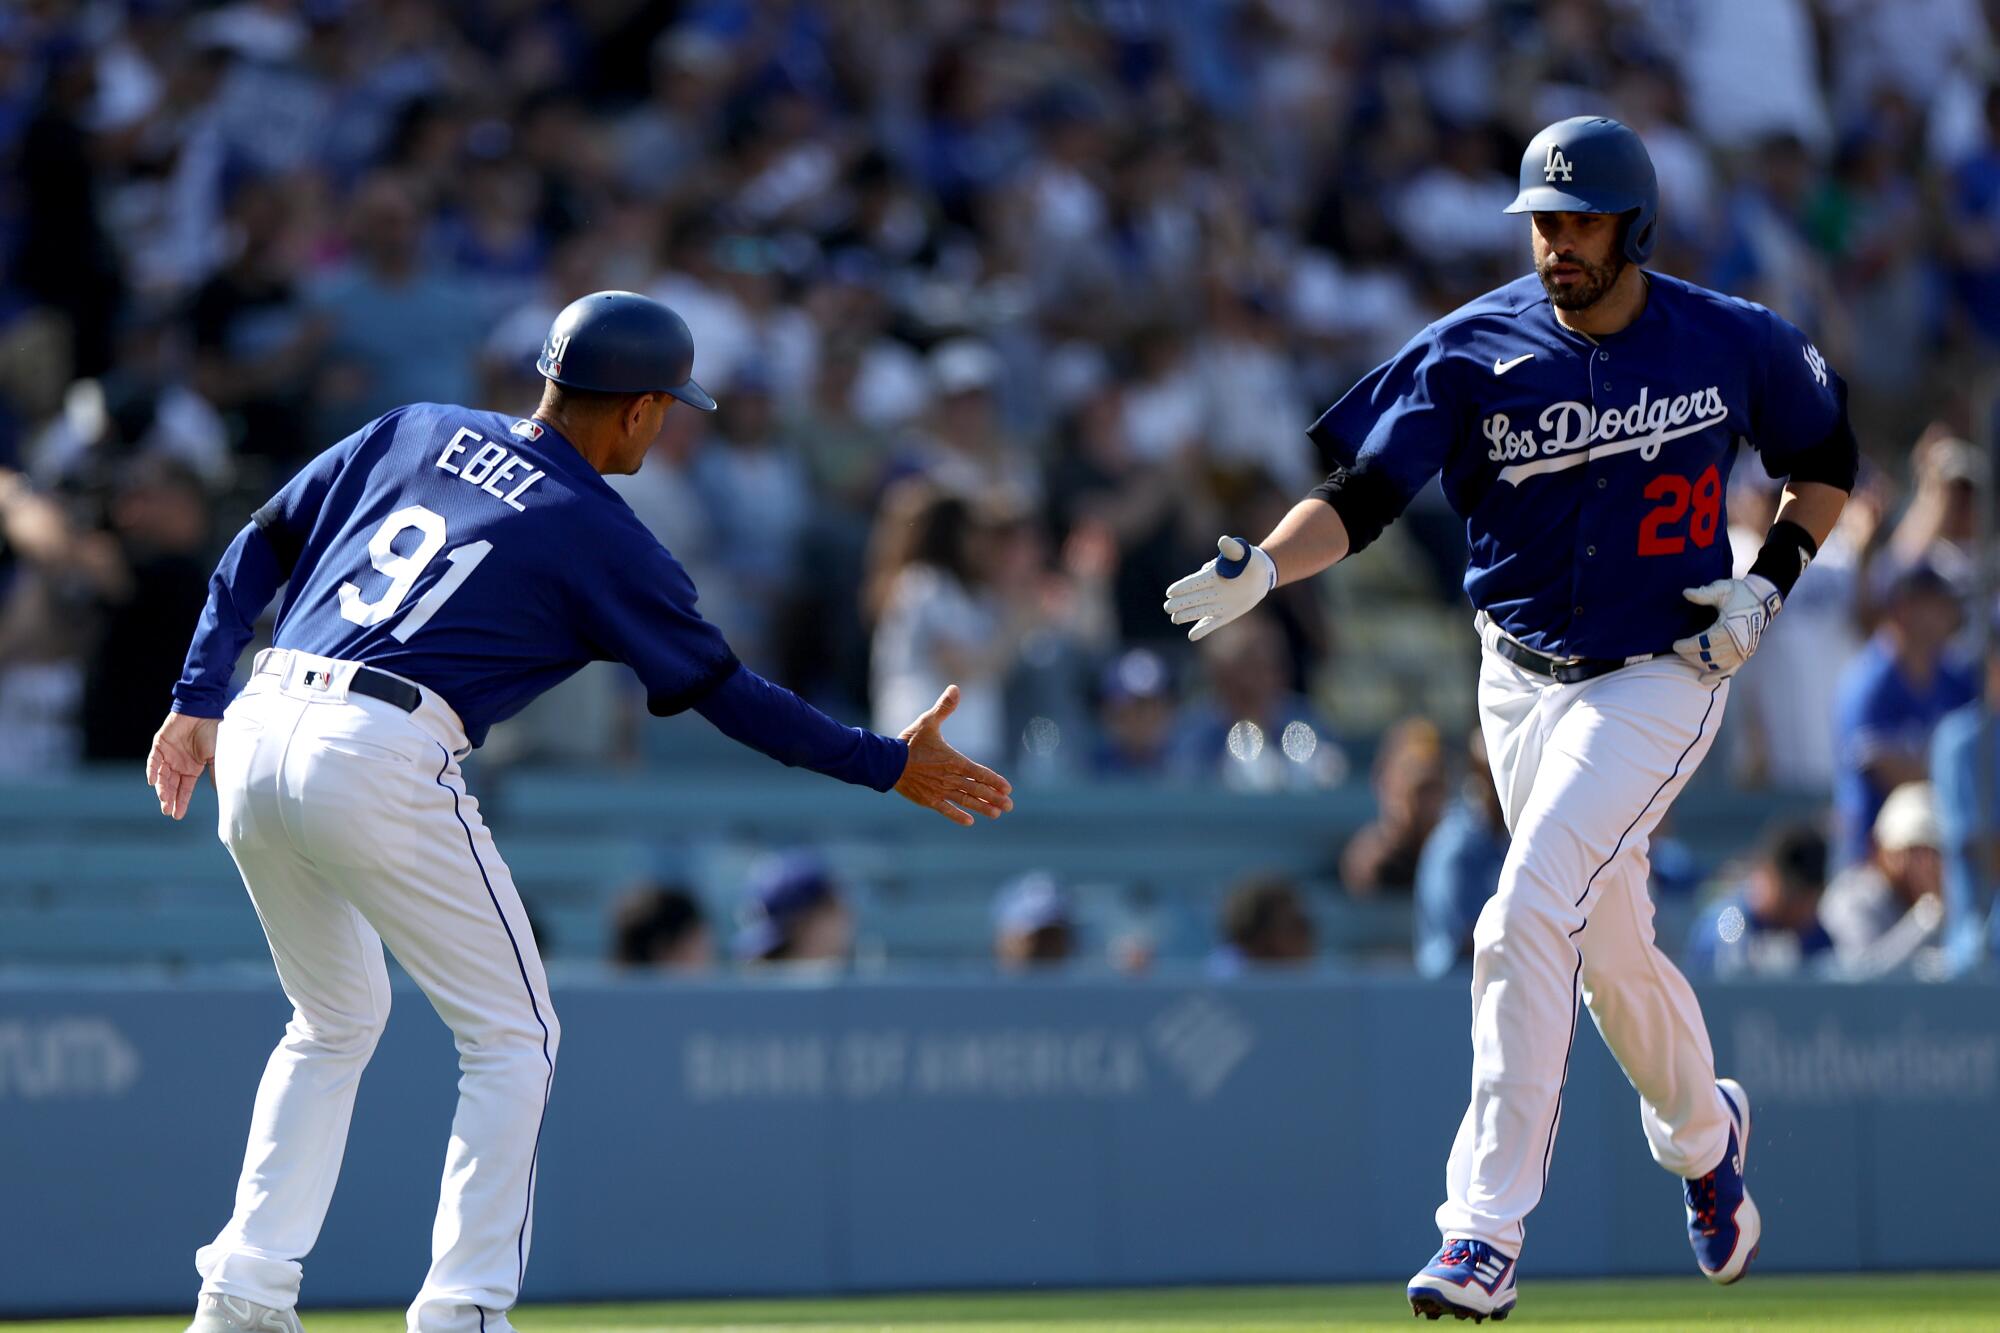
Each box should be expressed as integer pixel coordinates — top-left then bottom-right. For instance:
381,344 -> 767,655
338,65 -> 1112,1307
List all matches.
894,685 -> 1014,827
146,710 -> 219,821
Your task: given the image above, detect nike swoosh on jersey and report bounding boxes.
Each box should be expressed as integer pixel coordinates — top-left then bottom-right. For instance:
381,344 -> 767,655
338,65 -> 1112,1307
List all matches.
1493,353 -> 1535,375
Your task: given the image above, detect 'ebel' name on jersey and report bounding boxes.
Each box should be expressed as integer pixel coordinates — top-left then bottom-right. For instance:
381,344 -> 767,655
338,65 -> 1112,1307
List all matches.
1483,384 -> 1728,485
434,426 -> 546,511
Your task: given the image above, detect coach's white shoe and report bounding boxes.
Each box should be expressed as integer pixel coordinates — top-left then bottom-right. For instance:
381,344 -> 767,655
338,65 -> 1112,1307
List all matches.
185,1293 -> 304,1333
1686,1077 -> 1761,1284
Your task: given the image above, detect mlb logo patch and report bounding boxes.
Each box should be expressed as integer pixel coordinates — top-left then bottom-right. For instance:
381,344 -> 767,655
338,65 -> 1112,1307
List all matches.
511,419 -> 544,441
302,669 -> 331,692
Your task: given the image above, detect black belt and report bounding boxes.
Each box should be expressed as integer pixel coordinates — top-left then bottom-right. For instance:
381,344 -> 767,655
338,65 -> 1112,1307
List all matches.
1492,635 -> 1659,685
346,666 -> 421,714
258,650 -> 421,714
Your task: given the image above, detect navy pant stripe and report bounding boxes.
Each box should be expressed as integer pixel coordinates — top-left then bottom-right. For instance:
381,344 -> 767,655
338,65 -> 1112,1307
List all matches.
1538,679 -> 1723,1195
435,746 -> 555,1299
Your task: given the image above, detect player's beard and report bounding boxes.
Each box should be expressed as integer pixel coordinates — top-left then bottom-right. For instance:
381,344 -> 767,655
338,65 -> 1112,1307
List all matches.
1536,249 -> 1625,311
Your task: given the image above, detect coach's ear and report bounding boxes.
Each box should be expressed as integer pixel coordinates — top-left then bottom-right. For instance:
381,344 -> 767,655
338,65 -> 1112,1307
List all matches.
625,391 -> 667,436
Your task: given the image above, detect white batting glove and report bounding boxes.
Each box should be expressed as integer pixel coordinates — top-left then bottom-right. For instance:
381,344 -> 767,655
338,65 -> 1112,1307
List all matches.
1163,536 -> 1277,642
1673,575 -> 1782,676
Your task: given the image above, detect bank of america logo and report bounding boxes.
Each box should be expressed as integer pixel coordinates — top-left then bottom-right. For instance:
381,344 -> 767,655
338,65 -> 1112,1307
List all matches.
1149,996 -> 1253,1101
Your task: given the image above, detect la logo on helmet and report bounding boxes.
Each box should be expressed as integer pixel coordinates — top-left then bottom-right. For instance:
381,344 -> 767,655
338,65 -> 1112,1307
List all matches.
1544,145 -> 1574,182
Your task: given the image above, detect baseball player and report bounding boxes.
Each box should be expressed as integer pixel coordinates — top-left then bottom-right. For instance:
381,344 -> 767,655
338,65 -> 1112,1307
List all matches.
1164,117 -> 1855,1321
145,292 -> 1013,1333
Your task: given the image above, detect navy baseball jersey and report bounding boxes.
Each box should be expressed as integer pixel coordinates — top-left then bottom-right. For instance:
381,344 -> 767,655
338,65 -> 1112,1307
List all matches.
1309,272 -> 1842,659
174,403 -> 735,745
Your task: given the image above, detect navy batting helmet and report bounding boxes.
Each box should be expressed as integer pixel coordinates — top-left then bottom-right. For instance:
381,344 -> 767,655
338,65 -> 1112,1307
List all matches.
536,291 -> 716,411
1503,116 -> 1659,266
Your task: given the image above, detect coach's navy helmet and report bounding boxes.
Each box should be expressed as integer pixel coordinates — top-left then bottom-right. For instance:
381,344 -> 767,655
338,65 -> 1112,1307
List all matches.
536,290 -> 716,411
1504,116 -> 1659,265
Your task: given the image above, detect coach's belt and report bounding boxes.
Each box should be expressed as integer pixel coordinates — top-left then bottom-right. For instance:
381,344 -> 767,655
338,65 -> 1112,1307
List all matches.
1491,636 -> 1661,685
253,648 -> 422,714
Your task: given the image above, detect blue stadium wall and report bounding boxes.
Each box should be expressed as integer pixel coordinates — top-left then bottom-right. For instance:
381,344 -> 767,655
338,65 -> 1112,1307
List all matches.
3,977 -> 1996,1314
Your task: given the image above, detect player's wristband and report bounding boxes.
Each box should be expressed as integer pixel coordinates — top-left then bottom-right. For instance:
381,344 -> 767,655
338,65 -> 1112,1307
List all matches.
1746,519 -> 1818,600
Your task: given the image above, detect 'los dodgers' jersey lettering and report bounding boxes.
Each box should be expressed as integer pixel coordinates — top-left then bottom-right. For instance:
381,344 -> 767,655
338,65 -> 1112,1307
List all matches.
250,402 -> 734,744
1308,273 -> 1842,659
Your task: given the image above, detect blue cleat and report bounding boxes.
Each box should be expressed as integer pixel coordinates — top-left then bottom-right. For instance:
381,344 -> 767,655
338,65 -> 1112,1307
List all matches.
1407,1237 -> 1517,1322
1686,1077 -> 1761,1284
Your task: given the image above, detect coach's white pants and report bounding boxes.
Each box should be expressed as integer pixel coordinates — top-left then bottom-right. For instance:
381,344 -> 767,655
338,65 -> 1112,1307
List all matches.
198,652 -> 557,1332
1436,630 -> 1733,1255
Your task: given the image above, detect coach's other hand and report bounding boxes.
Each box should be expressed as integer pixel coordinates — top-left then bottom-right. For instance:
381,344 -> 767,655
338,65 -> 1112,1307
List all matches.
146,710 -> 219,820
1673,575 -> 1782,677
1164,536 -> 1277,642
895,685 -> 1014,827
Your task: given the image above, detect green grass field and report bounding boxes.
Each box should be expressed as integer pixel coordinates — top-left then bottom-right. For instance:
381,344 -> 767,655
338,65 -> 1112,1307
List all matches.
8,1276 -> 1998,1332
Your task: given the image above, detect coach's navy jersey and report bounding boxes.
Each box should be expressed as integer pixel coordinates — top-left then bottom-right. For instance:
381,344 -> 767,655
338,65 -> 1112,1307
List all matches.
188,403 -> 735,745
1309,272 -> 1842,660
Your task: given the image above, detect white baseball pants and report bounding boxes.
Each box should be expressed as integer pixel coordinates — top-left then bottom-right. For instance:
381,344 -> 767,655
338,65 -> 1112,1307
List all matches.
1436,623 -> 1734,1255
199,651 -> 557,1332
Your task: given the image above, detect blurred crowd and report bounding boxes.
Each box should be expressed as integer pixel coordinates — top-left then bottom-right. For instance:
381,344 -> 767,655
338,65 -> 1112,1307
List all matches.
2,0 -> 1998,974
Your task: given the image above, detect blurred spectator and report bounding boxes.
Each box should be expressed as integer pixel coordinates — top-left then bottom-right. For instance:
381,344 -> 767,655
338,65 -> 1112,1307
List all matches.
613,28 -> 730,198
79,459 -> 213,760
1832,562 -> 1975,868
308,172 -> 483,432
1809,125 -> 1928,402
1946,83 -> 2000,348
189,179 -> 328,472
1823,781 -> 1947,979
1173,612 -> 1346,793
1044,381 -> 1196,647
1712,132 -> 1835,334
1885,429 -> 1988,597
734,854 -> 852,968
866,482 -> 1012,764
1090,648 -> 1179,777
0,457 -> 211,767
1673,0 -> 1828,152
1193,284 -> 1315,492
1414,728 -> 1508,979
1723,476 -> 1867,790
1341,718 -> 1449,897
1210,872 -> 1317,976
0,471 -> 109,773
992,871 -> 1075,970
611,882 -> 714,972
791,332 -> 893,519
902,338 -> 1038,502
27,313 -> 231,491
692,365 -> 811,668
1931,645 -> 2000,974
1685,822 -> 1834,978
16,39 -> 125,378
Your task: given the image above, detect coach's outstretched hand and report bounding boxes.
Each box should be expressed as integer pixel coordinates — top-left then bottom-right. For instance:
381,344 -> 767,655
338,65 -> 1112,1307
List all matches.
894,685 -> 1014,827
146,711 -> 219,821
